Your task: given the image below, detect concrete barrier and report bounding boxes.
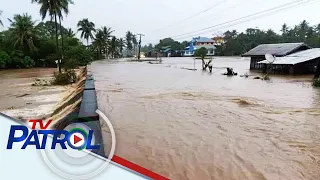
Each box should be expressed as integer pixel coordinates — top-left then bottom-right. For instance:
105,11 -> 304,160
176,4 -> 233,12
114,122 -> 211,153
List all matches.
54,68 -> 105,156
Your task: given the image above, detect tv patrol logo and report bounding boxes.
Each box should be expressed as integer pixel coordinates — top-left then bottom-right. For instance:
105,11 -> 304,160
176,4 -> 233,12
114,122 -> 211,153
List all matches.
6,110 -> 116,180
7,119 -> 99,150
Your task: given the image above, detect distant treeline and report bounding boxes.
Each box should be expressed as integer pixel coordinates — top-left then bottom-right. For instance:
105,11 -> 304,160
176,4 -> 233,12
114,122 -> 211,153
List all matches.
0,0 -> 138,70
147,20 -> 320,56
216,20 -> 320,56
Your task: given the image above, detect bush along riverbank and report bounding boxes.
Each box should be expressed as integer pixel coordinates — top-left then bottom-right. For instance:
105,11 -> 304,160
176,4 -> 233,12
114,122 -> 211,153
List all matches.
313,77 -> 320,87
48,67 -> 87,123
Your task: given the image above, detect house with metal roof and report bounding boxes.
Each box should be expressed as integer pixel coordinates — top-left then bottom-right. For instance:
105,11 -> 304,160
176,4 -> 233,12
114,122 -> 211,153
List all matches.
184,37 -> 216,56
257,48 -> 320,75
242,43 -> 311,70
160,46 -> 184,57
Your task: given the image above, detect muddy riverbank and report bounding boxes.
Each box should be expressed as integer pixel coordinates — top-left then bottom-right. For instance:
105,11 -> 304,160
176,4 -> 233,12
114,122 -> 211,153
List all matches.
92,57 -> 320,180
0,67 -> 86,122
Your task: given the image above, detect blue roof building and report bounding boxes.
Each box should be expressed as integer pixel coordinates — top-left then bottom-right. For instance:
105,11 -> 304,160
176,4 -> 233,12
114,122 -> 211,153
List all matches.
184,37 -> 216,56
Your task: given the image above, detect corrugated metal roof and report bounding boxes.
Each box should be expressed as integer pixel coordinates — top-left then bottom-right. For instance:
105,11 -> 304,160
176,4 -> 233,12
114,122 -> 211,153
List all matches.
242,43 -> 310,57
258,48 -> 320,65
197,37 -> 214,43
192,37 -> 214,43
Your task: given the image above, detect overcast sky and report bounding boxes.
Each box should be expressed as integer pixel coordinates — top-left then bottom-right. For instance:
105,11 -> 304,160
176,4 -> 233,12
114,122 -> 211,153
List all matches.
1,0 -> 319,45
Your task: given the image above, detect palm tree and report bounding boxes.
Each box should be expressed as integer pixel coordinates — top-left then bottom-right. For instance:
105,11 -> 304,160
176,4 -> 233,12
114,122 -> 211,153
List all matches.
31,0 -> 70,73
109,36 -> 117,58
132,34 -> 137,56
118,38 -> 125,57
101,26 -> 113,40
92,29 -> 107,59
0,10 -> 3,26
57,0 -> 73,66
77,18 -> 95,46
65,28 -> 75,37
125,31 -> 133,54
101,26 -> 113,56
8,13 -> 37,52
316,24 -> 320,37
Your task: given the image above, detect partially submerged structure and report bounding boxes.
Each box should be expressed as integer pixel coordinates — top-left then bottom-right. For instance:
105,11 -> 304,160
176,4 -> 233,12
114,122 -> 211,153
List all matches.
242,43 -> 311,70
258,48 -> 320,75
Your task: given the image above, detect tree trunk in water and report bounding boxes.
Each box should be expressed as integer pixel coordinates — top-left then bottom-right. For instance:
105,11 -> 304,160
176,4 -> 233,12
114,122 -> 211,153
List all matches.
202,59 -> 205,70
54,15 -> 61,73
59,17 -> 64,66
315,59 -> 320,79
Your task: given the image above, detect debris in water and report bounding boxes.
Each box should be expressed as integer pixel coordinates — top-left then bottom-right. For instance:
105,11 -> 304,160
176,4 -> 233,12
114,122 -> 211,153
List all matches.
180,67 -> 197,71
108,88 -> 124,92
16,93 -> 30,98
240,73 -> 249,78
222,68 -> 237,76
232,98 -> 257,106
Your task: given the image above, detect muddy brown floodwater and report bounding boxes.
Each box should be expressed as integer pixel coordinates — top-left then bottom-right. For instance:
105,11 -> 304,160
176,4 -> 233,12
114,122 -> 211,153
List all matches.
91,57 -> 320,180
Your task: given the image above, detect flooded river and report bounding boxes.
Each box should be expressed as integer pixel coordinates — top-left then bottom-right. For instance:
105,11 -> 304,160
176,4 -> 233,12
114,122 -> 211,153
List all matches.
91,57 -> 320,180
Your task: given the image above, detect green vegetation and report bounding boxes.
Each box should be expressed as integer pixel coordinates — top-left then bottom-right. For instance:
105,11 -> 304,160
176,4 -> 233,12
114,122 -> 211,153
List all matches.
31,0 -> 73,73
153,21 -> 320,56
194,47 -> 207,70
0,10 -> 3,26
77,18 -> 96,46
126,31 -> 133,52
141,43 -> 154,53
313,78 -> 320,87
217,21 -> 320,55
53,70 -> 76,85
0,1 -> 135,71
154,38 -> 188,51
194,47 -> 207,60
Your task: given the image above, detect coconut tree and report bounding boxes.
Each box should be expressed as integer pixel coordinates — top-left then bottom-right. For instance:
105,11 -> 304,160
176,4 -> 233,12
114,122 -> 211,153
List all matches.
101,26 -> 113,56
118,38 -> 125,57
65,28 -> 75,37
132,34 -> 138,56
101,26 -> 113,40
125,31 -> 133,55
57,0 -> 73,65
194,47 -> 208,70
31,0 -> 70,73
92,29 -> 107,59
77,18 -> 95,46
109,36 -> 117,58
0,10 -> 3,26
8,13 -> 37,52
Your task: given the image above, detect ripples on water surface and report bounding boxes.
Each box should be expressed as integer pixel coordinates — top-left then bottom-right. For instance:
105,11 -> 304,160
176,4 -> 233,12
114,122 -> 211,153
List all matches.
91,57 -> 320,180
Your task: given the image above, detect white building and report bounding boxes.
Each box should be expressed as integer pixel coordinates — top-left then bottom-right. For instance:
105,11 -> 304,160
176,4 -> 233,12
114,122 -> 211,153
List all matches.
184,37 -> 217,56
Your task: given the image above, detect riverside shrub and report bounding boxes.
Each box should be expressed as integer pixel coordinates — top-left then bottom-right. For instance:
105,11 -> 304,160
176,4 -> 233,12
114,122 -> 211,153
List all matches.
0,51 -> 9,68
313,77 -> 320,87
23,56 -> 35,68
53,70 -> 77,85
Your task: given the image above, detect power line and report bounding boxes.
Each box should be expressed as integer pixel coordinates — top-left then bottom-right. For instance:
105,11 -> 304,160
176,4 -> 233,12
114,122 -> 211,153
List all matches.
154,0 -> 257,35
146,0 -> 315,43
170,0 -> 307,38
172,0 -> 317,40
204,0 -> 263,23
149,0 -> 227,33
144,0 -> 255,43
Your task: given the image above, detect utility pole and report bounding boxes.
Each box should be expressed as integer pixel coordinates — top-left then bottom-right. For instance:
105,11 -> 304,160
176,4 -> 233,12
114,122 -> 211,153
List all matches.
137,33 -> 145,61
